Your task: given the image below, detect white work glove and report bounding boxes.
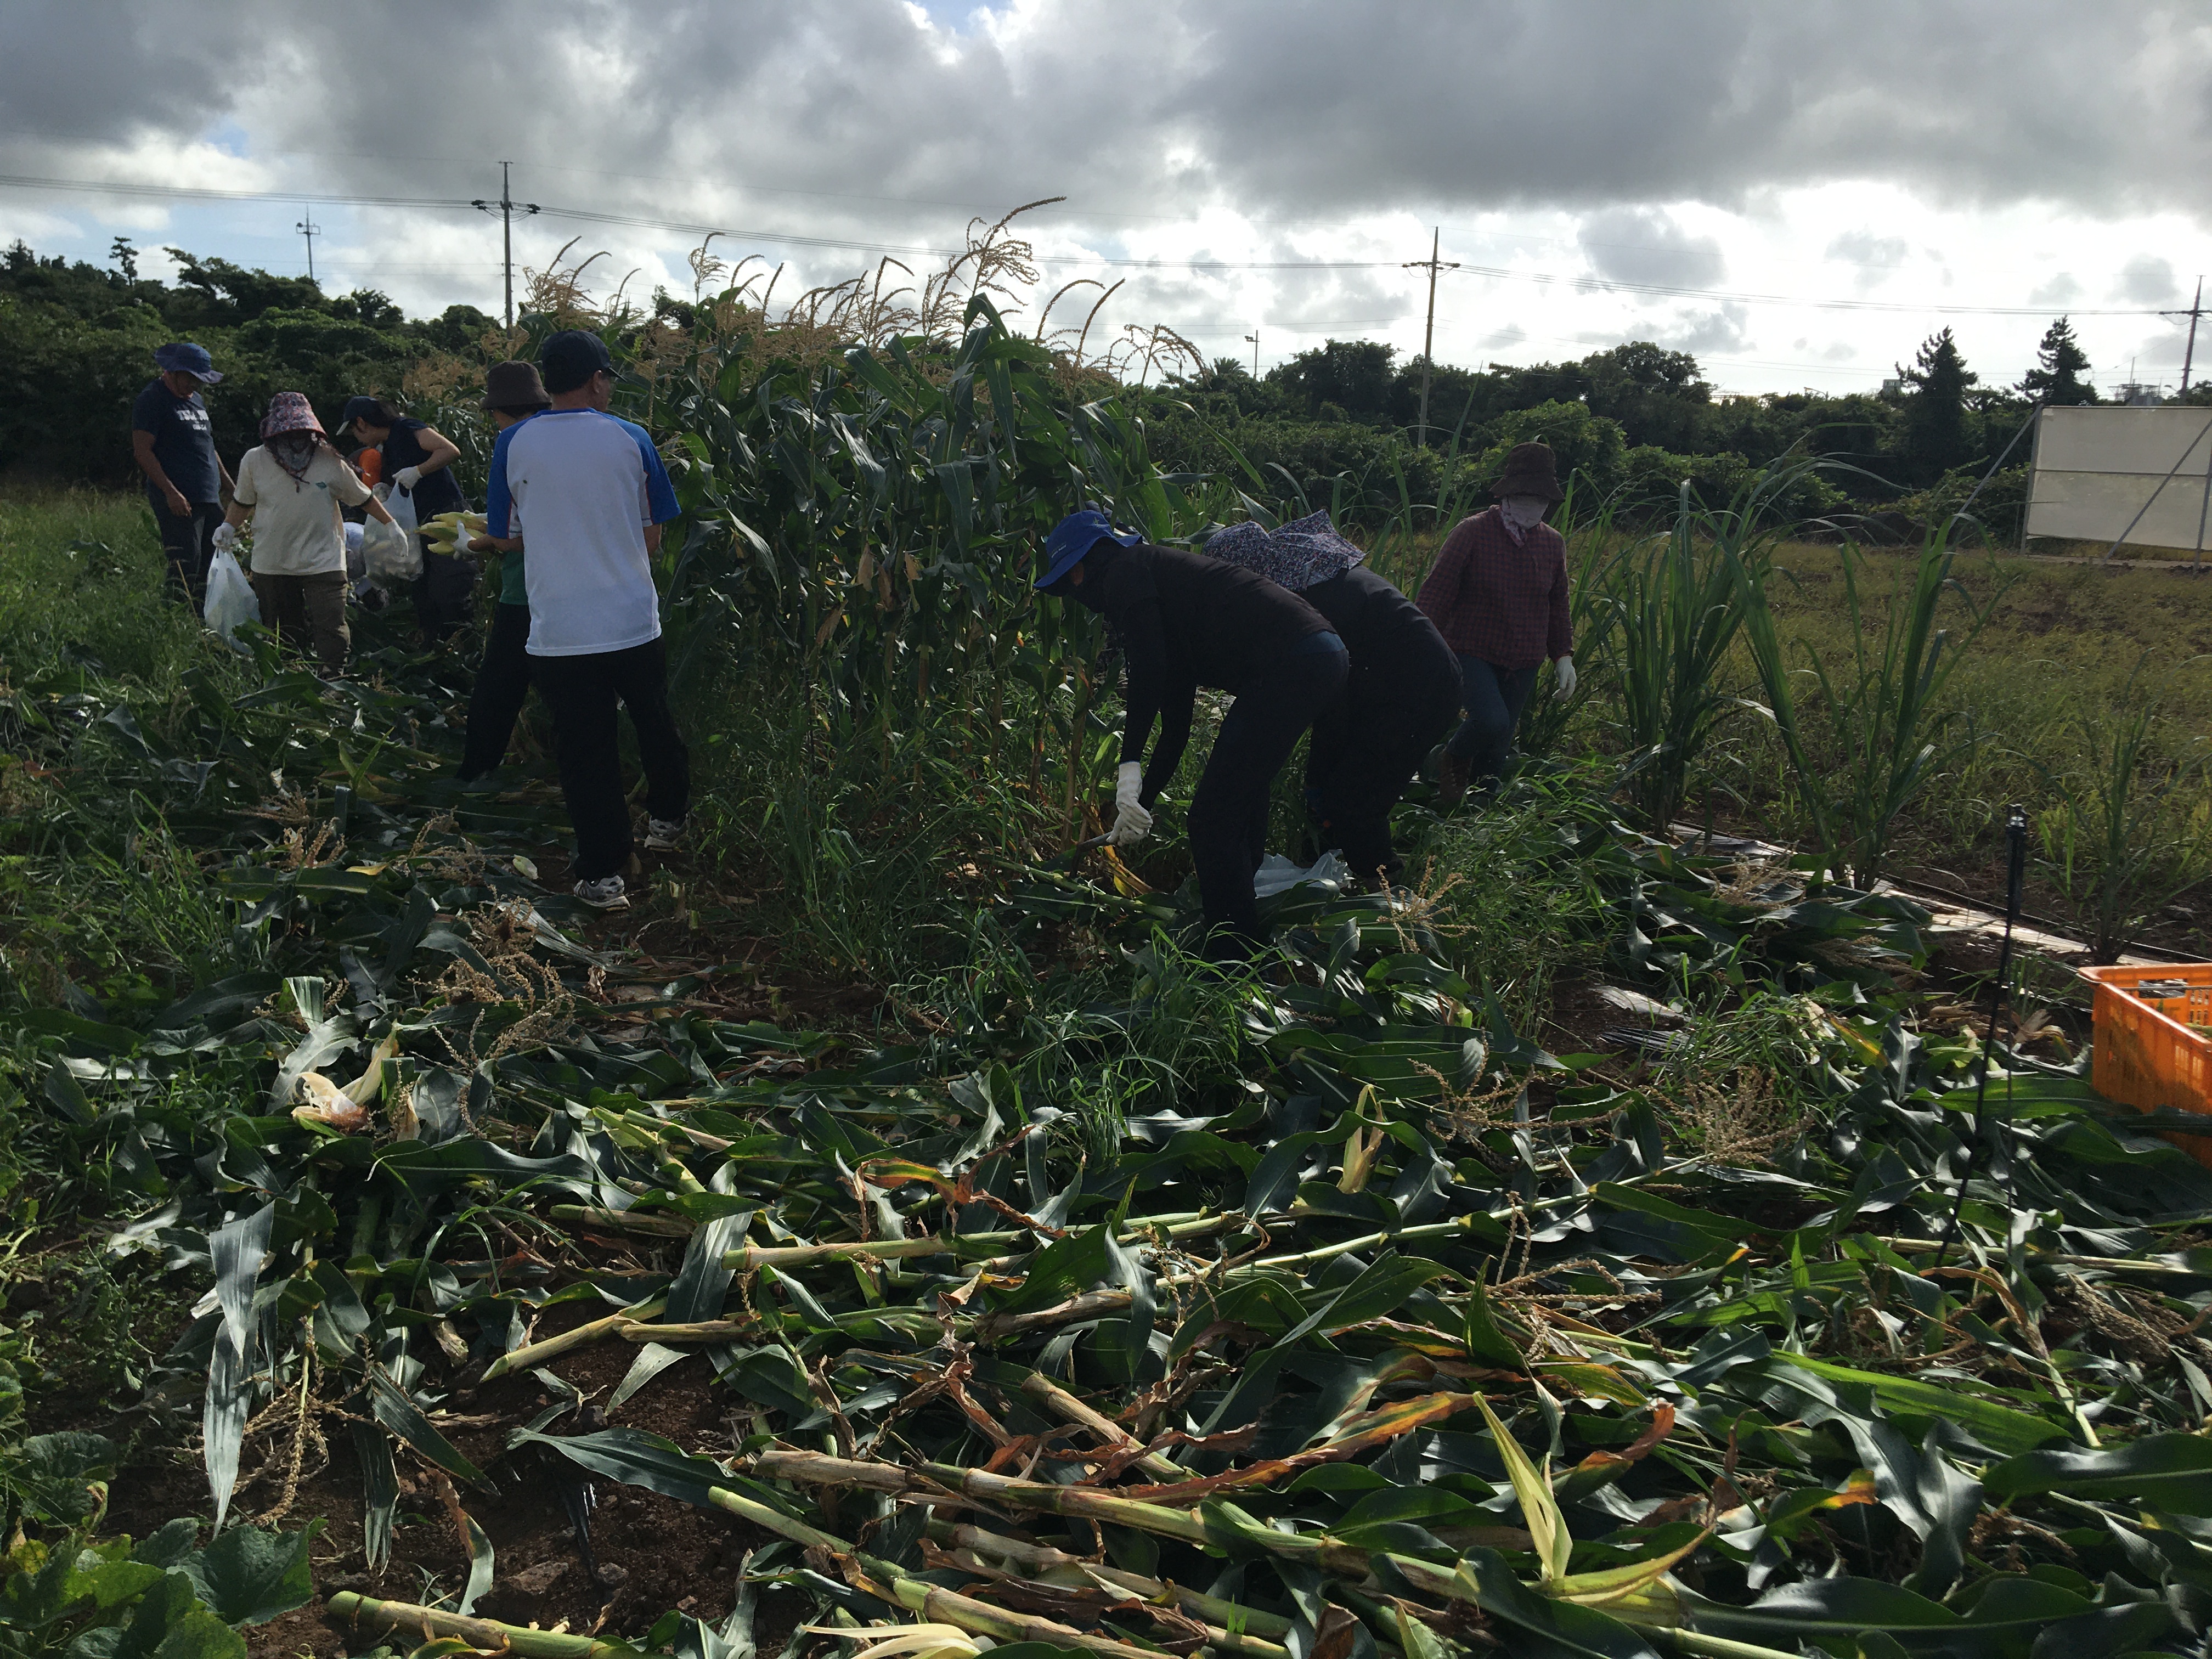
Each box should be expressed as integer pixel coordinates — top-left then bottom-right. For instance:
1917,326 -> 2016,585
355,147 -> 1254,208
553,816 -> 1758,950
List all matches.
211,522 -> 237,553
394,465 -> 422,489
1109,760 -> 1153,847
1553,656 -> 1577,699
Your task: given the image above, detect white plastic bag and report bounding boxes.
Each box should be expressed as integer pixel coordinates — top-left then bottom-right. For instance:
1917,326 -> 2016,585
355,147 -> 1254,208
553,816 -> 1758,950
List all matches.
361,514 -> 421,585
380,478 -> 419,536
202,549 -> 259,652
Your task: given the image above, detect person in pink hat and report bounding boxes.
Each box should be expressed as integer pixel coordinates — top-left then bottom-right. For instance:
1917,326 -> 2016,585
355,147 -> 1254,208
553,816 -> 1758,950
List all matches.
217,392 -> 400,675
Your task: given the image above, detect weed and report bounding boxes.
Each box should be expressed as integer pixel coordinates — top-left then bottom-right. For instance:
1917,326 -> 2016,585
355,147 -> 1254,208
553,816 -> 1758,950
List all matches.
2030,654 -> 2212,962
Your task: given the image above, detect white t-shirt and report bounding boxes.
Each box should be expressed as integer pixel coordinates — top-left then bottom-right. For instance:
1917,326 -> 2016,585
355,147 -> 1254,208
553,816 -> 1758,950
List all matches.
489,409 -> 679,657
233,447 -> 371,576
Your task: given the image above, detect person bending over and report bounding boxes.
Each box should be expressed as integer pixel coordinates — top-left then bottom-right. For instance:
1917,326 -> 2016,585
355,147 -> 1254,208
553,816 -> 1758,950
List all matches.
484,331 -> 686,911
1415,442 -> 1577,807
1035,509 -> 1346,957
1206,511 -> 1459,888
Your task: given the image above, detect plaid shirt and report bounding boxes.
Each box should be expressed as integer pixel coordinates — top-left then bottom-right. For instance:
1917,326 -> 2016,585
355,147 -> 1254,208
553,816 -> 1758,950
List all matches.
1414,505 -> 1571,668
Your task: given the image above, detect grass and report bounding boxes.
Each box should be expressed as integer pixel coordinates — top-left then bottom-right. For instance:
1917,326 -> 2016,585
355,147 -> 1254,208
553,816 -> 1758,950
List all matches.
1375,512 -> 2212,937
0,489 -> 210,695
1743,543 -> 2212,917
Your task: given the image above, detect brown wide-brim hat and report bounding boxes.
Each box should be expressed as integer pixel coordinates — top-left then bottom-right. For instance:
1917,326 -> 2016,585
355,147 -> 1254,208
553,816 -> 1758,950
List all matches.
1492,441 -> 1565,503
482,359 -> 551,411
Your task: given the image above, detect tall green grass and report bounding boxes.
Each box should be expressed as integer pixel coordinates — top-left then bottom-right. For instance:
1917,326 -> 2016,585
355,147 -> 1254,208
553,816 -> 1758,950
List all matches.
0,491 -> 208,693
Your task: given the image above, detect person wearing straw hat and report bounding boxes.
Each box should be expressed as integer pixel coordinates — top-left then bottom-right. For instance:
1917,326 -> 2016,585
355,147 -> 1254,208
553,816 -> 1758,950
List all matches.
456,361 -> 554,789
217,392 -> 399,675
1205,510 -> 1459,888
1415,441 -> 1577,807
1036,508 -> 1347,957
131,342 -> 234,603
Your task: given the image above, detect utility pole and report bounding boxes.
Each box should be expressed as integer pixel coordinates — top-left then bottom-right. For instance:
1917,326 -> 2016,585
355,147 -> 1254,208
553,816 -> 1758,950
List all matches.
1402,227 -> 1458,446
472,161 -> 542,330
2168,276 -> 2206,397
1244,329 -> 1259,378
296,209 -> 319,283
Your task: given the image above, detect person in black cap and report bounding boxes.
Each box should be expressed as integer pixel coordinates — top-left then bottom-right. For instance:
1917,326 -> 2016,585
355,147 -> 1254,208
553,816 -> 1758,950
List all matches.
340,395 -> 471,644
1035,510 -> 1347,956
131,342 -> 234,603
1206,512 -> 1460,889
481,330 -> 686,911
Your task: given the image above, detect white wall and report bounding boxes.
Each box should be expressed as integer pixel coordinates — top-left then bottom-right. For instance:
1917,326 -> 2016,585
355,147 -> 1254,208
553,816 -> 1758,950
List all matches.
2027,406 -> 2212,550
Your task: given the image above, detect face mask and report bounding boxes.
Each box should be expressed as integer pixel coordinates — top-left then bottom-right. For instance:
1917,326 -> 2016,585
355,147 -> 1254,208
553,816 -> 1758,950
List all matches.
1500,495 -> 1548,532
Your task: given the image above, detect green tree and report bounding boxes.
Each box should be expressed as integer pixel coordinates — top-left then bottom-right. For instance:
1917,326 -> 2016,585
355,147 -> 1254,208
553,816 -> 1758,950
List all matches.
1475,399 -> 1627,498
1271,338 -> 1397,422
1898,327 -> 1979,483
2019,316 -> 2097,407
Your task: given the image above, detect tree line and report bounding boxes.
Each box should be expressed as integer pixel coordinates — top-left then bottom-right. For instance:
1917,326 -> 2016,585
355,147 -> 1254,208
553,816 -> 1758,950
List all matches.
0,237 -> 2128,537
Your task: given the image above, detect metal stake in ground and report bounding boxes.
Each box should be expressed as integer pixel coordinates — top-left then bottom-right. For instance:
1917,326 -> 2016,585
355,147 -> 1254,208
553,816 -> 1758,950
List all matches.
1933,803 -> 2028,1277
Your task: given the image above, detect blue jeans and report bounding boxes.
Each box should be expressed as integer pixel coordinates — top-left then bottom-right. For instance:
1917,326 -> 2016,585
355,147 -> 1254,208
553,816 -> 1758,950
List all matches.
1444,656 -> 1538,785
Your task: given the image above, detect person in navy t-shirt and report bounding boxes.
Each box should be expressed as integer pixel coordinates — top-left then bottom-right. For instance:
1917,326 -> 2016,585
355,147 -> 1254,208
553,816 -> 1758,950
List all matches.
131,342 -> 234,603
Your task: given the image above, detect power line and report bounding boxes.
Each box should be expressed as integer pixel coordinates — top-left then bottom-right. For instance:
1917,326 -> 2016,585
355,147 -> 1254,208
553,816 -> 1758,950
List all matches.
0,168 -> 2181,323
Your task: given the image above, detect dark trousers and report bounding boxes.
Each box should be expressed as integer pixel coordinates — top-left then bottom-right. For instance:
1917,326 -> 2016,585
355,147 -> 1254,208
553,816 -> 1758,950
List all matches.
1189,634 -> 1349,940
413,542 -> 477,644
533,637 -> 691,881
462,603 -> 533,780
250,571 -> 352,675
1445,656 -> 1539,786
1310,628 -> 1462,880
149,492 -> 224,605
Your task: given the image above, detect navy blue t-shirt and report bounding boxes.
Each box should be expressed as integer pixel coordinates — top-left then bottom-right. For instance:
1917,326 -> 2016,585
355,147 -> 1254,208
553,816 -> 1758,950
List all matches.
131,379 -> 222,505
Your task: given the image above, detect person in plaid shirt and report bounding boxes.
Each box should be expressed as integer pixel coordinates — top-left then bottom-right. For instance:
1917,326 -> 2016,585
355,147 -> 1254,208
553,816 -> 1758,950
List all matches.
1415,442 -> 1577,805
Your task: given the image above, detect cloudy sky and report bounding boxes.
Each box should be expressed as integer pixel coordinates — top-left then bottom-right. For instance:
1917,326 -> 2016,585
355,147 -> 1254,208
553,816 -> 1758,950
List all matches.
7,0 -> 2212,397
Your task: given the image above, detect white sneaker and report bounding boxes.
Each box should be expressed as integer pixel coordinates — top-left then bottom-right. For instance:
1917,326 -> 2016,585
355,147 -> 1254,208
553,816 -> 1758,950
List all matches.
643,817 -> 685,851
573,875 -> 629,910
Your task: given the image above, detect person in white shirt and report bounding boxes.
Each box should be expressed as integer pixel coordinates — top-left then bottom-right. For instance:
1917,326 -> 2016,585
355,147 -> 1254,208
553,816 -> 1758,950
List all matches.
482,331 -> 687,911
217,392 -> 398,675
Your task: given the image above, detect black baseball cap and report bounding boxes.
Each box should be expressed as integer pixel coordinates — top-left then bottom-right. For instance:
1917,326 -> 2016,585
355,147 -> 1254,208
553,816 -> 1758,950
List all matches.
539,329 -> 614,394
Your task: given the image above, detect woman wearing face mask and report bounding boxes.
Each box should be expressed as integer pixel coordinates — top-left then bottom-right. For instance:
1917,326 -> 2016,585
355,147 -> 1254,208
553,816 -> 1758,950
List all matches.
217,393 -> 399,675
1414,442 -> 1577,807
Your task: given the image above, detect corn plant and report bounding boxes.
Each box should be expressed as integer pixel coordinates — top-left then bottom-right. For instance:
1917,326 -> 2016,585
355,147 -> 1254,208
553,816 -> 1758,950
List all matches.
1727,509 -> 2005,889
1600,475 -> 1782,833
2031,656 -> 2212,963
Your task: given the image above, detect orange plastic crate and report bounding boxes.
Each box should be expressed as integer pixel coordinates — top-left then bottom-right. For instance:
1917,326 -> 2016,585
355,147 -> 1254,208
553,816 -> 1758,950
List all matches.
2080,963 -> 2212,1167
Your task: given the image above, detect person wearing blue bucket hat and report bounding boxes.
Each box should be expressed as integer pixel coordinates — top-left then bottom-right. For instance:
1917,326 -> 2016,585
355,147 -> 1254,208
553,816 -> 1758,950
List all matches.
1036,508 -> 1347,958
132,342 -> 234,603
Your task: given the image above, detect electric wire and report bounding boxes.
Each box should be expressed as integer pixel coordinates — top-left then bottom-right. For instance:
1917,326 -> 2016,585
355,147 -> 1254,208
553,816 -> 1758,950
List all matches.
0,168 -> 2174,321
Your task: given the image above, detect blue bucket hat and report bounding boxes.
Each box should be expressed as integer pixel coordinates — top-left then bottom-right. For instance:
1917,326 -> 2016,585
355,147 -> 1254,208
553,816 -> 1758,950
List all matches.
153,342 -> 222,383
1036,509 -> 1140,590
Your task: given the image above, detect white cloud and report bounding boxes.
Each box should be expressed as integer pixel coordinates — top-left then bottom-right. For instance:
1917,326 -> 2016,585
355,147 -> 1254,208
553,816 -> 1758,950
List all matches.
8,2 -> 2212,395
